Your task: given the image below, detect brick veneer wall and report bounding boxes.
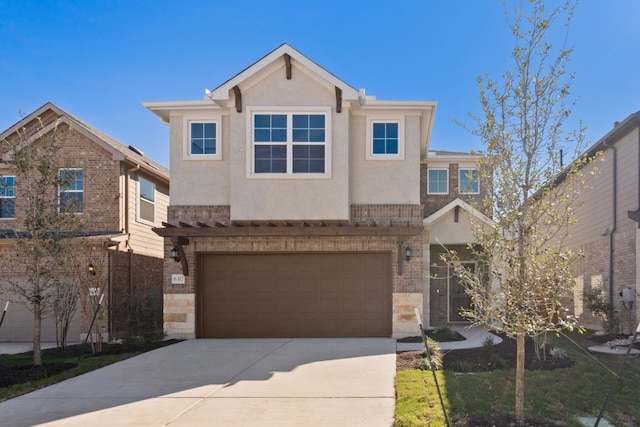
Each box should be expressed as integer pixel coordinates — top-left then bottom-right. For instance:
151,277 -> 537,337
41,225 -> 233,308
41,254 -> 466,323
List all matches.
421,163 -> 485,218
163,204 -> 426,337
165,204 -> 424,295
0,126 -> 122,232
571,228 -> 637,333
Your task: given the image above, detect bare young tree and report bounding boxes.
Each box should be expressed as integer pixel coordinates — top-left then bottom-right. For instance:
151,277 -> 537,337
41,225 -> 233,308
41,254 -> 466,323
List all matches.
446,1 -> 599,425
0,119 -> 88,365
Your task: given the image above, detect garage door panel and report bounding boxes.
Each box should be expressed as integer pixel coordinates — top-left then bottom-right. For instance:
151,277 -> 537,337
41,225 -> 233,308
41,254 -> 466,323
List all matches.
318,281 -> 339,292
198,253 -> 391,338
364,299 -> 384,313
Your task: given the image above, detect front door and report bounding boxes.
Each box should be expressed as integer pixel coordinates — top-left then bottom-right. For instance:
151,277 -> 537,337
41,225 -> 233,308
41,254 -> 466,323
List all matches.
448,262 -> 474,322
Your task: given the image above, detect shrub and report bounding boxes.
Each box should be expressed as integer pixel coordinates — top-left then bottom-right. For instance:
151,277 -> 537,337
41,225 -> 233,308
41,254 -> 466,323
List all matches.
549,346 -> 568,360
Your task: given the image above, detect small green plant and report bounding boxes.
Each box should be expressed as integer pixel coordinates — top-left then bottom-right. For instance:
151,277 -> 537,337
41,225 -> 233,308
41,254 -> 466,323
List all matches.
549,346 -> 568,360
419,337 -> 442,371
488,353 -> 510,370
424,336 -> 441,351
481,336 -> 495,353
584,285 -> 620,334
429,327 -> 464,342
126,290 -> 164,346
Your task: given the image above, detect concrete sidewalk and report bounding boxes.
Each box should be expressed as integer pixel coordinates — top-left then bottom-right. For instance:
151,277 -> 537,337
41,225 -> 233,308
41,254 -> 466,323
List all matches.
0,342 -> 69,355
396,325 -> 503,352
0,338 -> 396,427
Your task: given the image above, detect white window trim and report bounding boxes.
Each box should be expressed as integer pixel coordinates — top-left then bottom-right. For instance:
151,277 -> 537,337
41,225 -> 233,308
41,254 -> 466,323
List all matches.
182,115 -> 222,160
0,175 -> 16,220
58,168 -> 84,214
427,168 -> 449,194
137,176 -> 156,225
366,116 -> 405,160
458,168 -> 479,194
246,106 -> 332,179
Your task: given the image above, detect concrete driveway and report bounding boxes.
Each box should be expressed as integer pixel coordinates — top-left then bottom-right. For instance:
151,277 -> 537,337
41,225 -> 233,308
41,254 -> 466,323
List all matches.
0,338 -> 396,427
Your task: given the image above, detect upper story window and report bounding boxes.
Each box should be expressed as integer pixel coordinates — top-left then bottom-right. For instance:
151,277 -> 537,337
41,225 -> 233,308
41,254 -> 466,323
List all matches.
138,177 -> 155,223
183,116 -> 222,160
190,122 -> 217,155
459,168 -> 479,194
366,117 -> 404,160
0,176 -> 16,219
428,168 -> 448,194
59,168 -> 83,213
250,108 -> 330,177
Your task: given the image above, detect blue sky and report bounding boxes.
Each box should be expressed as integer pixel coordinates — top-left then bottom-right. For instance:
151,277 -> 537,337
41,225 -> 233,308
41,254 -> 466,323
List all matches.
1,0 -> 638,168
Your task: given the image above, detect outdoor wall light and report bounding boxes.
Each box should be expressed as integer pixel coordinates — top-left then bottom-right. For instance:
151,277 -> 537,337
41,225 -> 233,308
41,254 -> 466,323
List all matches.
404,246 -> 413,262
170,246 -> 180,263
88,263 -> 96,276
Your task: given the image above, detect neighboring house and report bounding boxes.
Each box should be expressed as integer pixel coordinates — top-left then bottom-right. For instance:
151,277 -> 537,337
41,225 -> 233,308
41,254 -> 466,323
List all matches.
0,103 -> 170,342
145,44 -> 482,338
562,112 -> 640,333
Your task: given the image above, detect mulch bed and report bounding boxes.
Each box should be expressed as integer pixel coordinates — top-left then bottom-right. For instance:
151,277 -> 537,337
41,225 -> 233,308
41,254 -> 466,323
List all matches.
0,339 -> 182,388
397,332 -> 575,372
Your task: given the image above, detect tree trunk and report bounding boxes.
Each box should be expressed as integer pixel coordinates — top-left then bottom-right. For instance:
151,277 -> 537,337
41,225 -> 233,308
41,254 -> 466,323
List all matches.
515,330 -> 525,426
33,302 -> 42,366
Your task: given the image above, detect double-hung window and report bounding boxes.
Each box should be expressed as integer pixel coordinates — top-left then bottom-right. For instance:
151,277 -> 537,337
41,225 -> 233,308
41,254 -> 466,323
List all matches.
138,177 -> 155,223
59,168 -> 84,213
251,109 -> 329,176
0,176 -> 16,219
428,168 -> 448,194
459,168 -> 479,194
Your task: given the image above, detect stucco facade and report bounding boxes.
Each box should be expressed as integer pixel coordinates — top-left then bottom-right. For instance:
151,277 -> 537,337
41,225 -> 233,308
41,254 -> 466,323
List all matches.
147,44 -> 479,339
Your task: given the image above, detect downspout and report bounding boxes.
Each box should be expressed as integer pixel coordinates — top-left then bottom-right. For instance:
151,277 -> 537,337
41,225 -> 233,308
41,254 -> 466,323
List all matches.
604,141 -> 617,320
124,165 -> 140,244
124,164 -> 139,337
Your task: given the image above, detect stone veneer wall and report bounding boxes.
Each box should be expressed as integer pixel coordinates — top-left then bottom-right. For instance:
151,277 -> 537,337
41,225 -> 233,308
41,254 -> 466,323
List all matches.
163,204 -> 426,338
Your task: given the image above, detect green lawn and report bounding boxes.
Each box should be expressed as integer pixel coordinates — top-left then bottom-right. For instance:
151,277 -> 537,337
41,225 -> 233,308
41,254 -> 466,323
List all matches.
395,330 -> 640,427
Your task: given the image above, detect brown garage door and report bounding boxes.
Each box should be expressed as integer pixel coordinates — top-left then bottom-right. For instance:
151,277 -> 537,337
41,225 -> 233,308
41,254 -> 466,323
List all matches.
197,253 -> 391,338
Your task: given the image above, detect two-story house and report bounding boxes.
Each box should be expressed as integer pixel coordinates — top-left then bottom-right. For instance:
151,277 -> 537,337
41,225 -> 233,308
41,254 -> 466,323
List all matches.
0,103 -> 170,342
146,44 -> 485,338
562,112 -> 640,334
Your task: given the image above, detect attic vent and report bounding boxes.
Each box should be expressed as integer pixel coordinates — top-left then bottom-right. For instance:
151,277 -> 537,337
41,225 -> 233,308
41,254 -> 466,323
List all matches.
128,145 -> 144,156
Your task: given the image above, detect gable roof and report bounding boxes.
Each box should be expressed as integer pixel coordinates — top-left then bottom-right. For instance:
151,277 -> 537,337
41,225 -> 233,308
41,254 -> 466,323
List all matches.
0,102 -> 169,182
583,111 -> 640,158
424,198 -> 494,228
208,43 -> 360,102
144,44 -> 437,155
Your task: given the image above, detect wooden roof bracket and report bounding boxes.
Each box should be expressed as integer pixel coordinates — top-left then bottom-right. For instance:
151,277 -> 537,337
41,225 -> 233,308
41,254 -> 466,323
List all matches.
172,236 -> 190,276
232,86 -> 242,112
335,86 -> 342,113
284,54 -> 292,79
